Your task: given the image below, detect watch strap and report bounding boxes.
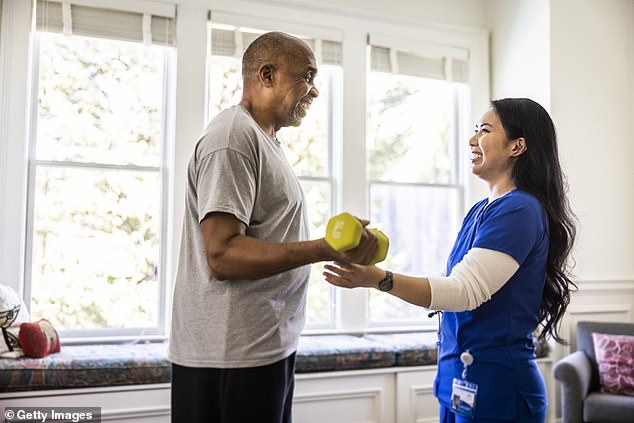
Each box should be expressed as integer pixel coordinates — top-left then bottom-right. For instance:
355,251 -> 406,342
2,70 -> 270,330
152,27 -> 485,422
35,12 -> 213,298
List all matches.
378,270 -> 394,292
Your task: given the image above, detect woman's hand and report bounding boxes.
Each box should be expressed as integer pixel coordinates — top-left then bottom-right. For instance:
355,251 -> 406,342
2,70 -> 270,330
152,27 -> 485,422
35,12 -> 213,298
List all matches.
323,262 -> 386,289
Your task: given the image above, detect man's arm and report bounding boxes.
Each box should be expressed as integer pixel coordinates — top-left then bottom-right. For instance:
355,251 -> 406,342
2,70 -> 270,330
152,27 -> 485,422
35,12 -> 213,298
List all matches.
202,212 -> 378,280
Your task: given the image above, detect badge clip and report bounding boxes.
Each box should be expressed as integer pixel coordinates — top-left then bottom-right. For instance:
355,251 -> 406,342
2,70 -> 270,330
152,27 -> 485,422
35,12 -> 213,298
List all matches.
451,350 -> 478,417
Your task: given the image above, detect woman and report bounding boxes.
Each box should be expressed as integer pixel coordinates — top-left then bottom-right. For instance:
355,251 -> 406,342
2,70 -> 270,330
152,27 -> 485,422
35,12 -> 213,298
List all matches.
324,98 -> 576,422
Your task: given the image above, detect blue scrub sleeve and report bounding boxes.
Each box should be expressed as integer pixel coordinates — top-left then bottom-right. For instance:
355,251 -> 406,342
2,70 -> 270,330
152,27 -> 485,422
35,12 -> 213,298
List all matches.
472,196 -> 544,265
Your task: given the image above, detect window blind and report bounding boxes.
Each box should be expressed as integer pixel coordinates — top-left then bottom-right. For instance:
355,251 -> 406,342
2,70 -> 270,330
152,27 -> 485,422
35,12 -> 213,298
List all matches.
209,26 -> 343,66
36,0 -> 176,46
369,35 -> 469,83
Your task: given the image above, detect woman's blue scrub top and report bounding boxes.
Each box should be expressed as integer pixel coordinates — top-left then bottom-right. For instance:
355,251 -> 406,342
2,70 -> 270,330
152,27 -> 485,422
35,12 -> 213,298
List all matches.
434,189 -> 549,420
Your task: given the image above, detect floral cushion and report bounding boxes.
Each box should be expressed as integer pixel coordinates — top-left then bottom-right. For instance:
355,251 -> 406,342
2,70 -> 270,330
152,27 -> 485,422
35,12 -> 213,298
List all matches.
364,332 -> 438,366
0,343 -> 171,392
592,332 -> 634,396
296,335 -> 395,372
0,333 -> 550,392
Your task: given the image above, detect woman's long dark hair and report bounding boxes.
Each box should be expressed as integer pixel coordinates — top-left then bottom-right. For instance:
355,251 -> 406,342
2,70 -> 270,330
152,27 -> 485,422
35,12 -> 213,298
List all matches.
492,98 -> 577,344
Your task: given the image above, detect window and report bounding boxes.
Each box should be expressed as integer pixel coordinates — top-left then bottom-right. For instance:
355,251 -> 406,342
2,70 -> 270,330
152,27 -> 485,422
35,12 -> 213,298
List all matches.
366,37 -> 469,327
26,0 -> 175,338
206,19 -> 343,329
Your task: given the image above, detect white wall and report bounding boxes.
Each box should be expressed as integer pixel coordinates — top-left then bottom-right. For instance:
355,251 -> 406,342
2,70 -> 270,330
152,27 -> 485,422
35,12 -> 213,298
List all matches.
487,0 -> 634,283
485,0 -> 551,108
279,0 -> 487,28
550,0 -> 634,281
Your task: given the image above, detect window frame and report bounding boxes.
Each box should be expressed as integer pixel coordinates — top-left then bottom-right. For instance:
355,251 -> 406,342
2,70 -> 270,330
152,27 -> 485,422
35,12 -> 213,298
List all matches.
365,72 -> 470,329
22,28 -> 176,342
332,26 -> 488,334
204,18 -> 344,330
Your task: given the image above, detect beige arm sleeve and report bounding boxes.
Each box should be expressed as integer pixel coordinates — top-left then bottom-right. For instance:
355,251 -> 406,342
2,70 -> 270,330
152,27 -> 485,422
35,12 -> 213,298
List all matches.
428,247 -> 519,311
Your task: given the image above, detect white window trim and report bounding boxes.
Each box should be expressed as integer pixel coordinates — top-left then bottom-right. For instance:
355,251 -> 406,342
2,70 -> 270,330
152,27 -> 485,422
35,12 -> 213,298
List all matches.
22,31 -> 176,339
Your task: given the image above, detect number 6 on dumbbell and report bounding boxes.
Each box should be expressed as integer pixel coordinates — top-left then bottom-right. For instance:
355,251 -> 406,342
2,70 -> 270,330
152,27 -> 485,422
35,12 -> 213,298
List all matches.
325,212 -> 389,264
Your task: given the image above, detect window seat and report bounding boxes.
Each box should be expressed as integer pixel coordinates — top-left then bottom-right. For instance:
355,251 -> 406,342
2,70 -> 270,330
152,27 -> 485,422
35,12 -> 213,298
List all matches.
0,332 -> 549,392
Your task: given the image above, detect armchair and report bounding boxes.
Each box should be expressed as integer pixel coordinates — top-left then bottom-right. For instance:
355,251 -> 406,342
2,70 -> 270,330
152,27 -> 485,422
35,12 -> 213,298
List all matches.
553,321 -> 634,423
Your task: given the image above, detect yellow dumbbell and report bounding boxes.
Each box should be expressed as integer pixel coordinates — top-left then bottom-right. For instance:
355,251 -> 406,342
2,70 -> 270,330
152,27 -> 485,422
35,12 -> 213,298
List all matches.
325,212 -> 390,264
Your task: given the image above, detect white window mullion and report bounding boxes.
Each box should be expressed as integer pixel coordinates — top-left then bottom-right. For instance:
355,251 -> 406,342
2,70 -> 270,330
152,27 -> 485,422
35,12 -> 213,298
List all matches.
160,45 -> 177,336
23,33 -> 44,312
142,12 -> 151,45
389,48 -> 398,74
337,28 -> 368,333
61,1 -> 72,35
232,28 -> 242,58
313,39 -> 323,64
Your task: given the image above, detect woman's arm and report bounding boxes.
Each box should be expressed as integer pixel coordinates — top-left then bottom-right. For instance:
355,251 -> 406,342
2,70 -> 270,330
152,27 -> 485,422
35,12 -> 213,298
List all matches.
323,262 -> 433,307
323,248 -> 519,311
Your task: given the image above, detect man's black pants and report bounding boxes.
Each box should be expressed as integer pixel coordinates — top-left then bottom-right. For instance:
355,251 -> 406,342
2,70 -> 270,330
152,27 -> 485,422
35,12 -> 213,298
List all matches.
171,353 -> 296,423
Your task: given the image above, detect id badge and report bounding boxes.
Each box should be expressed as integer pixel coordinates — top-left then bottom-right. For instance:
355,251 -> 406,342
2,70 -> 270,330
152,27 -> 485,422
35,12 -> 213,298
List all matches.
450,378 -> 478,418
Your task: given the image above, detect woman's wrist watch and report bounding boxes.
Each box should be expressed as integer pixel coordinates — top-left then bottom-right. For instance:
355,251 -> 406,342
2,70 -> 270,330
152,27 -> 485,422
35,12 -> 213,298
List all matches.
377,270 -> 394,292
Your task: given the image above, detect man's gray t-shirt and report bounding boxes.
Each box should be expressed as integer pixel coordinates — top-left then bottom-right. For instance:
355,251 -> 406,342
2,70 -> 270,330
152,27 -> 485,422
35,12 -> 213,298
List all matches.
169,105 -> 311,368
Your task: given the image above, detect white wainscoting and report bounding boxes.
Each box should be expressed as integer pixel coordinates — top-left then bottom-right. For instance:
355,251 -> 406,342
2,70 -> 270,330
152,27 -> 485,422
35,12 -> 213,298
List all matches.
0,384 -> 171,423
294,368 -> 395,423
0,362 -> 551,423
394,366 -> 437,423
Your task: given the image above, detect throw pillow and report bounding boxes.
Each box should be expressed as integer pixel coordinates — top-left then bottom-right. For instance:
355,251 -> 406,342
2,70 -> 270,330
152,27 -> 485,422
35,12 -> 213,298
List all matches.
592,332 -> 634,396
19,319 -> 61,358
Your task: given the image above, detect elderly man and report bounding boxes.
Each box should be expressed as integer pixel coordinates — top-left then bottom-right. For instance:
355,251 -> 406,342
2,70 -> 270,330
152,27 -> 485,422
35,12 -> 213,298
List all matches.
169,32 -> 377,423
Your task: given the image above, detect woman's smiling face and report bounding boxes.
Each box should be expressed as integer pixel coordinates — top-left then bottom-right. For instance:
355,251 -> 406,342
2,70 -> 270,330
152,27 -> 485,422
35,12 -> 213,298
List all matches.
469,108 -> 518,183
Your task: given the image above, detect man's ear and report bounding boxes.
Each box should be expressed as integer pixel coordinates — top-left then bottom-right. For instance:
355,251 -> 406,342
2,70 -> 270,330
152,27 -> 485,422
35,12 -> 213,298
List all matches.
510,137 -> 527,157
258,64 -> 275,87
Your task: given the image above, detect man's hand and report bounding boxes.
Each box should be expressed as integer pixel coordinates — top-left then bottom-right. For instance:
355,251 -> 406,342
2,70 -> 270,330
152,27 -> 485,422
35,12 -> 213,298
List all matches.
321,217 -> 378,265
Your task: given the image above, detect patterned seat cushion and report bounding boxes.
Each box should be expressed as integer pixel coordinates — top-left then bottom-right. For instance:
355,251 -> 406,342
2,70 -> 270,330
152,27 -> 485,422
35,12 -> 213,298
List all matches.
295,335 -> 396,373
0,343 -> 170,392
365,332 -> 439,366
0,333 -> 547,392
